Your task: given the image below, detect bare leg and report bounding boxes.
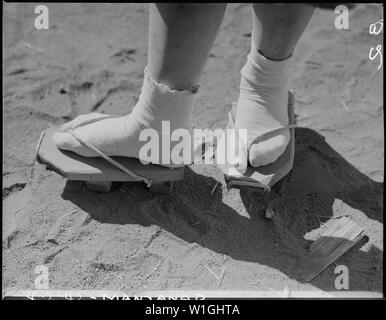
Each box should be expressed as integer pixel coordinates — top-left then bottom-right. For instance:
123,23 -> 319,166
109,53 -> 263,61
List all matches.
149,3 -> 226,91
252,3 -> 315,61
236,4 -> 315,167
54,4 -> 226,166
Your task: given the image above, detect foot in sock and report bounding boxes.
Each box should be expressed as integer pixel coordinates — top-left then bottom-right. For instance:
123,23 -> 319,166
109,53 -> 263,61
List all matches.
235,48 -> 291,168
53,69 -> 196,167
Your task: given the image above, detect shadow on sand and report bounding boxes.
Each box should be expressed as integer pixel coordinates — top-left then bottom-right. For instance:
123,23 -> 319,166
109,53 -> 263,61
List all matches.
62,127 -> 383,292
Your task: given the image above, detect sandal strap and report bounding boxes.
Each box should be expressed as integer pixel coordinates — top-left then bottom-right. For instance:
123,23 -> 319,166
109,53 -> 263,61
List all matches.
248,123 -> 296,148
228,110 -> 297,150
68,129 -> 152,187
228,179 -> 271,192
71,115 -> 119,130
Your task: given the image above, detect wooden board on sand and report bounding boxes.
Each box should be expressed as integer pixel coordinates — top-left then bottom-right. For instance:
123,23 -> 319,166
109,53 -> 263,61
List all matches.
299,216 -> 365,282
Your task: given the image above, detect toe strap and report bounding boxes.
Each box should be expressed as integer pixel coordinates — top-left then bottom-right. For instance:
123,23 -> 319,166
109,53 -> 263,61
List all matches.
227,109 -> 297,151
68,130 -> 153,187
248,123 -> 296,148
63,114 -> 119,132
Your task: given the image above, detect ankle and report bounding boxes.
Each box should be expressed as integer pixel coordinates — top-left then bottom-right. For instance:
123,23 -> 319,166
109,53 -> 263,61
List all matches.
129,68 -> 198,130
257,49 -> 293,62
240,50 -> 290,90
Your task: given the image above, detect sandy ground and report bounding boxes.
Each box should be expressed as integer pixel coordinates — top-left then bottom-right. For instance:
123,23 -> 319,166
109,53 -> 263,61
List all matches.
3,3 -> 383,295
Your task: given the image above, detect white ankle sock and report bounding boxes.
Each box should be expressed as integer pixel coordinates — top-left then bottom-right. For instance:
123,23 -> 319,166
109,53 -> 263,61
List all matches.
53,69 -> 197,167
235,45 -> 291,167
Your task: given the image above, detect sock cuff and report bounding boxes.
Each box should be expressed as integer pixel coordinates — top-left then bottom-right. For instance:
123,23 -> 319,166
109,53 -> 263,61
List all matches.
132,67 -> 197,127
143,66 -> 199,95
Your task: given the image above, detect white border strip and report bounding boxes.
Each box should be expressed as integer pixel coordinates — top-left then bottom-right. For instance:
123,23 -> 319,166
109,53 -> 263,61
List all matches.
3,289 -> 383,299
